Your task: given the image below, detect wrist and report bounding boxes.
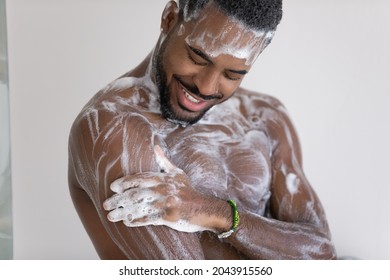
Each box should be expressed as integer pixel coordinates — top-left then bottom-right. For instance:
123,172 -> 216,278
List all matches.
186,196 -> 234,233
217,200 -> 240,239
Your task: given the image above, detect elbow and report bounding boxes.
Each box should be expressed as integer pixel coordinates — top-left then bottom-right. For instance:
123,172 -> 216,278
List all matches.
319,241 -> 337,260
301,230 -> 337,259
309,236 -> 338,260
308,224 -> 338,259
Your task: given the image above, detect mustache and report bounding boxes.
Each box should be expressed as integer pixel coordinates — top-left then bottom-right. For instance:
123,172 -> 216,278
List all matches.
174,75 -> 223,101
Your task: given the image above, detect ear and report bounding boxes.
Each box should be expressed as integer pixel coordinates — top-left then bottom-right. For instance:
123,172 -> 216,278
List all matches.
160,1 -> 180,34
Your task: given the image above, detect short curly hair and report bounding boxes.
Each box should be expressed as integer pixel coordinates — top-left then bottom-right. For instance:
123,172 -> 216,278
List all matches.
178,0 -> 283,32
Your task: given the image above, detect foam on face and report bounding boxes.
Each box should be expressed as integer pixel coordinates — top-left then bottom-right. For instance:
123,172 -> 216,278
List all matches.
182,4 -> 273,66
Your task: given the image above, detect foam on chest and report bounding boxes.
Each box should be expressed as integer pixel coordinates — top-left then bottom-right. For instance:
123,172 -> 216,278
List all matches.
164,99 -> 273,215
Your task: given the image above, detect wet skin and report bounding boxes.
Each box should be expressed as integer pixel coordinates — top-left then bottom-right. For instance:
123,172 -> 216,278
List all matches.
68,2 -> 336,259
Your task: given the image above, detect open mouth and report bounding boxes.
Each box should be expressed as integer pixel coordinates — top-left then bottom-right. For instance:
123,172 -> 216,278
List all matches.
182,87 -> 201,104
176,80 -> 208,112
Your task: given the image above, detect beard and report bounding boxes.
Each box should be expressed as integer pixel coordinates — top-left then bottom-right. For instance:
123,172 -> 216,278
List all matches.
155,47 -> 215,126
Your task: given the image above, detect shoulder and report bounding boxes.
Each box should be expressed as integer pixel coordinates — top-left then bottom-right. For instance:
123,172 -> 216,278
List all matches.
233,87 -> 302,164
234,87 -> 287,115
71,76 -> 160,140
229,87 -> 292,131
82,75 -> 160,118
207,87 -> 295,141
68,77 -> 162,177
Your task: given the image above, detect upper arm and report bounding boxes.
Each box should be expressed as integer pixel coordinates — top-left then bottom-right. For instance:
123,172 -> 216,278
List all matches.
266,101 -> 331,234
69,106 -> 205,259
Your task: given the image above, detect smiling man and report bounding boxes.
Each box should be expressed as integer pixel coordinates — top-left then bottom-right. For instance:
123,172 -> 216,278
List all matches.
68,0 -> 337,259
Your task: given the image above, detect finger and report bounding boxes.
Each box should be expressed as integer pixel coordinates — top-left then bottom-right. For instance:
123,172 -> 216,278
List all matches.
123,213 -> 163,227
103,189 -> 142,211
106,203 -> 152,223
154,145 -> 178,173
110,175 -> 161,193
108,204 -> 161,227
103,193 -> 123,211
110,177 -> 134,193
103,186 -> 160,211
106,208 -> 127,222
103,189 -> 140,211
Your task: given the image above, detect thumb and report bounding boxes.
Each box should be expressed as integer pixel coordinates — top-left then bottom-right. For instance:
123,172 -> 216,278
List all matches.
154,145 -> 178,173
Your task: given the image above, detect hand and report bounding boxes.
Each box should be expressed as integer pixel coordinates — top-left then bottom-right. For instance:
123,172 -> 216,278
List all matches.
103,145 -> 208,232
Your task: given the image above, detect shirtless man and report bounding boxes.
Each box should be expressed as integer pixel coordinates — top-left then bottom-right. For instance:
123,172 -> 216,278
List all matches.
68,0 -> 337,259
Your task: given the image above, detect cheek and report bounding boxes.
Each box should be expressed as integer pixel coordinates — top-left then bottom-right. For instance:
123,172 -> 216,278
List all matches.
161,52 -> 174,81
163,53 -> 187,83
163,46 -> 198,80
171,58 -> 197,76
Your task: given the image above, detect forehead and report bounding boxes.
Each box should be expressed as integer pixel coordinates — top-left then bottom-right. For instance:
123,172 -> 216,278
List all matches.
180,4 -> 272,65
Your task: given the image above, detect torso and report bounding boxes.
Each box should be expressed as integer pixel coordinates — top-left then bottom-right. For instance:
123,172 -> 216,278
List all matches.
70,75 -> 283,259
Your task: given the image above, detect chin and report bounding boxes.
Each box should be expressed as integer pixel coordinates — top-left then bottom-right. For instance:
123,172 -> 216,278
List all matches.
161,102 -> 211,126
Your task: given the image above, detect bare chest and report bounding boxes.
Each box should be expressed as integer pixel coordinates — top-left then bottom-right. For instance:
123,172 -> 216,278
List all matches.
162,119 -> 273,215
107,87 -> 278,215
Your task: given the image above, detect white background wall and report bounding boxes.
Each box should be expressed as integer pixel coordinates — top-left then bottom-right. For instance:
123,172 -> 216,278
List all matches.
6,0 -> 390,259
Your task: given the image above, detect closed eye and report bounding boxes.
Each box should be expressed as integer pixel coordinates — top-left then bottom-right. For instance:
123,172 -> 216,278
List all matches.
223,72 -> 242,81
224,69 -> 247,81
187,50 -> 208,66
187,44 -> 247,81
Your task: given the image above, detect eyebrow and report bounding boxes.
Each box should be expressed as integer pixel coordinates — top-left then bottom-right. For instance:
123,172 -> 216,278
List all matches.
189,45 -> 212,64
188,45 -> 248,76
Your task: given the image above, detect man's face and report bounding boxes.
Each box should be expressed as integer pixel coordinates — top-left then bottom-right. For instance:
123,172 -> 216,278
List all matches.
156,4 -> 269,125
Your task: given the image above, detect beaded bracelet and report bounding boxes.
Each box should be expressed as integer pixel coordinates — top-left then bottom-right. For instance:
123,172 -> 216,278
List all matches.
218,199 -> 240,239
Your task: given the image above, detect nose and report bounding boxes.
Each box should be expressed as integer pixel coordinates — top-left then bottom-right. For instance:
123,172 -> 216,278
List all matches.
193,67 -> 221,96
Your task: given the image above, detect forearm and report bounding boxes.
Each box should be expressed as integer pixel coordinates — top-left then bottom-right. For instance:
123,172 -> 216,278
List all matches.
224,211 -> 337,259
187,196 -> 335,259
102,220 -> 206,259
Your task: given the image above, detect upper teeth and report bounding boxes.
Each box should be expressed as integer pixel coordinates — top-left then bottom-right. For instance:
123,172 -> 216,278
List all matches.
183,89 -> 201,104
